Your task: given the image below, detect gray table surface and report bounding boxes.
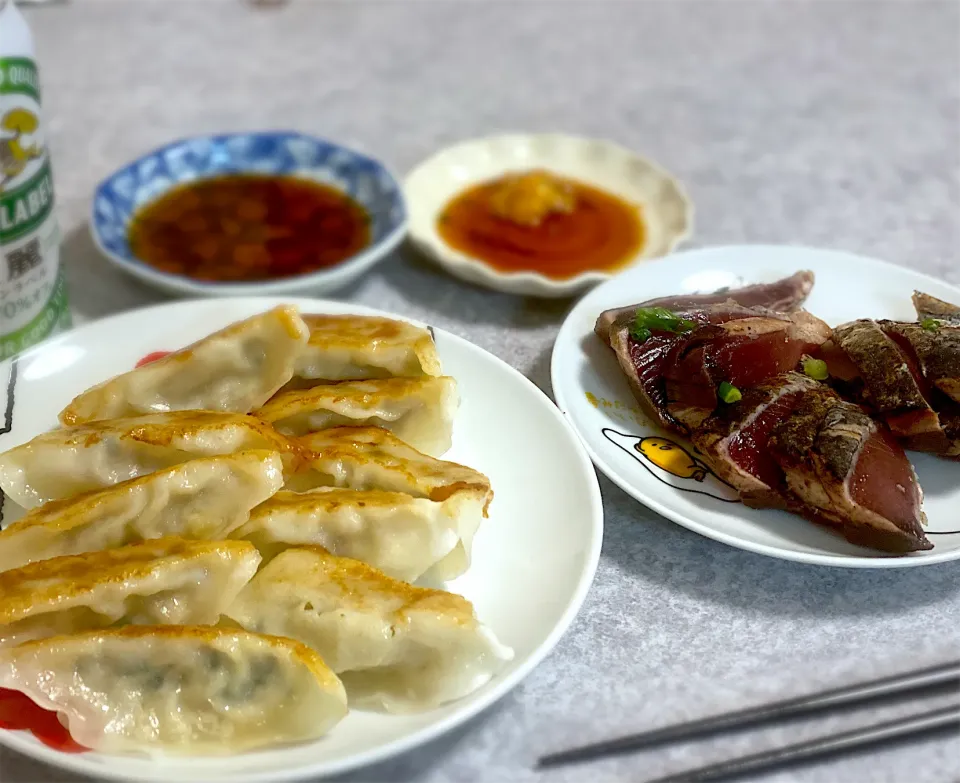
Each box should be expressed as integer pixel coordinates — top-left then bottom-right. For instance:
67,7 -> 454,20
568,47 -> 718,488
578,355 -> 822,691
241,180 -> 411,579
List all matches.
2,1 -> 959,781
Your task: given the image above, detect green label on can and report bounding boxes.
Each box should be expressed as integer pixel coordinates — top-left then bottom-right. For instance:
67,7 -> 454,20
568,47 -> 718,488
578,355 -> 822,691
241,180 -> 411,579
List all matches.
0,264 -> 69,360
0,58 -> 40,102
0,54 -> 69,359
0,159 -> 54,243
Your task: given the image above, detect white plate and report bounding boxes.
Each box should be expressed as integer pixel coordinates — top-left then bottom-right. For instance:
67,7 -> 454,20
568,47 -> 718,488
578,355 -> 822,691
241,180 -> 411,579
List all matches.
552,244 -> 960,568
404,134 -> 692,298
0,298 -> 603,781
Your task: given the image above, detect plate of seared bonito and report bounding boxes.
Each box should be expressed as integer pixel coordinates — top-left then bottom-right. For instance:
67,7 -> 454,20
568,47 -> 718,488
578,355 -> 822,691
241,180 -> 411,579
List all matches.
0,302 -> 602,780
553,244 -> 960,567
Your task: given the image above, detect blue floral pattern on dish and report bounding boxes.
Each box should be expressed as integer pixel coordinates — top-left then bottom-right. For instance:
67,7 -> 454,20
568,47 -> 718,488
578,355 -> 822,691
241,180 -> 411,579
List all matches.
92,131 -> 406,275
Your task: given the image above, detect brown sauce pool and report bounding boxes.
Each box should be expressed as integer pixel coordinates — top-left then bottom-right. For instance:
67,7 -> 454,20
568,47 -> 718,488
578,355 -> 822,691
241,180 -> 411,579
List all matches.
128,174 -> 370,282
437,170 -> 645,281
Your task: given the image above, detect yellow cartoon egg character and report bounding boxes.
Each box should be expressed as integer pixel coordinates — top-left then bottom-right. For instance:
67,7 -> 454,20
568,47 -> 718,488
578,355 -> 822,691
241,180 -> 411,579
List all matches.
635,437 -> 707,481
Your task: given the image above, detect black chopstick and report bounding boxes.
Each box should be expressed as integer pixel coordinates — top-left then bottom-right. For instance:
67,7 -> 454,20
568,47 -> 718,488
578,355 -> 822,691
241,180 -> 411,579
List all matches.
537,660 -> 960,769
642,703 -> 960,783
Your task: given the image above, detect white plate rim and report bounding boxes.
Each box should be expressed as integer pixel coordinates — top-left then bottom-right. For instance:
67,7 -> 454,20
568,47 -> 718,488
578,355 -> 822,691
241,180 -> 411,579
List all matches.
0,296 -> 604,780
551,243 -> 960,569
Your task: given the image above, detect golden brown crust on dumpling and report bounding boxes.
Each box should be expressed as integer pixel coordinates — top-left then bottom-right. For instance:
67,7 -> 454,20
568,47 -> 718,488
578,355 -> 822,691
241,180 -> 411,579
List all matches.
249,488 -> 418,515
226,546 -> 512,712
0,450 -> 282,540
257,378 -> 457,456
58,306 -> 310,426
0,538 -> 257,623
260,546 -> 475,625
28,410 -> 291,451
297,426 -> 491,510
5,624 -> 343,692
300,314 -> 441,377
121,413 -> 292,450
0,413 -> 299,512
231,480 -> 484,583
256,377 -> 452,421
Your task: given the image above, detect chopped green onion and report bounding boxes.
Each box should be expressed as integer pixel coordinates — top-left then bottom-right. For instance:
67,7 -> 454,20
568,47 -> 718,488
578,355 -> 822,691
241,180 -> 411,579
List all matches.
802,357 -> 829,381
718,381 -> 742,404
921,317 -> 941,332
629,307 -> 696,342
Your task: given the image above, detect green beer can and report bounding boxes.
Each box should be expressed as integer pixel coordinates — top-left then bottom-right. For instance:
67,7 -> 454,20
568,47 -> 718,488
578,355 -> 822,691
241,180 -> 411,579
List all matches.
0,0 -> 70,361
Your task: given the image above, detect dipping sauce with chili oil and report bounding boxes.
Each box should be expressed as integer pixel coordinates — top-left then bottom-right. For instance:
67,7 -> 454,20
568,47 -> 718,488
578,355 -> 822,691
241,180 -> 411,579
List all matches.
437,169 -> 644,281
128,175 -> 371,282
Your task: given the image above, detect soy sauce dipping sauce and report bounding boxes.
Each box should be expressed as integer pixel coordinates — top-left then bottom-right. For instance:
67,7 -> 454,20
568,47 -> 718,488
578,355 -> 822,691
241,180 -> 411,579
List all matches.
128,174 -> 371,282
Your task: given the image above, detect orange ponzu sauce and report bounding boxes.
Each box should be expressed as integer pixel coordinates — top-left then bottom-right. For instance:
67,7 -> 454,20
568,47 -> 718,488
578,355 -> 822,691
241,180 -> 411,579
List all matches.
128,174 -> 371,283
437,170 -> 645,281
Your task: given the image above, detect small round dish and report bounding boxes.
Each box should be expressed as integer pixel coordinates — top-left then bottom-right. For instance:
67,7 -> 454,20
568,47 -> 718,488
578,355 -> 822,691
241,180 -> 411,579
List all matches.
90,131 -> 407,297
404,134 -> 692,298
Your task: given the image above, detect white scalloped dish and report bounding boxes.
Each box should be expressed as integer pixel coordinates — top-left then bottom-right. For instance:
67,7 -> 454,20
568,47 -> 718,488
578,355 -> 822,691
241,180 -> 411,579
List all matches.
404,134 -> 692,297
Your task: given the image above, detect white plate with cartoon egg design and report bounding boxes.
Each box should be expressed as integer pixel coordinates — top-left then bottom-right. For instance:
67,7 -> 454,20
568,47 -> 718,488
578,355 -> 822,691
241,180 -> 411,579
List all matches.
551,245 -> 960,568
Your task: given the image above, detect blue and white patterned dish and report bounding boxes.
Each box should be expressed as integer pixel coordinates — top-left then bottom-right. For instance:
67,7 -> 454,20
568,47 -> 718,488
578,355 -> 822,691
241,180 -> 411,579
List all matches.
90,131 -> 407,297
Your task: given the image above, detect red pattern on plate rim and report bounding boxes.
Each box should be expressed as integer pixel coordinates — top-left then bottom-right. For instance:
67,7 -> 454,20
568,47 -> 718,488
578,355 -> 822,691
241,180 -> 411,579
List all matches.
0,688 -> 87,753
136,350 -> 172,368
